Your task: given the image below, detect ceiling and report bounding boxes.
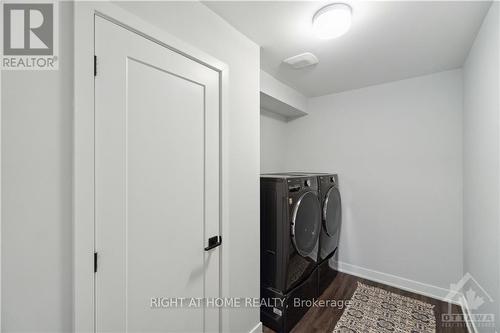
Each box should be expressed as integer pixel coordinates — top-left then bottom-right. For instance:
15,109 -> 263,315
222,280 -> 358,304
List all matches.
204,1 -> 491,97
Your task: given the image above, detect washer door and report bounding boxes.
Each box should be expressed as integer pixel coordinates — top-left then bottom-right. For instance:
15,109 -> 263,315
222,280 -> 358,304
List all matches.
323,186 -> 341,236
291,191 -> 321,257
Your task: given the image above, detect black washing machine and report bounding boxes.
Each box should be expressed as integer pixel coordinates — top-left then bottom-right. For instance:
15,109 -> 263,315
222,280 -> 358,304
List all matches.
285,173 -> 342,296
260,174 -> 321,333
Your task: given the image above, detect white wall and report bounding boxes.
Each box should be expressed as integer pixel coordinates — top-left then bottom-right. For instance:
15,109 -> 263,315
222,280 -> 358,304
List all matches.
260,110 -> 288,173
463,3 -> 499,332
1,3 -> 74,332
260,70 -> 306,174
281,70 -> 464,298
2,2 -> 260,332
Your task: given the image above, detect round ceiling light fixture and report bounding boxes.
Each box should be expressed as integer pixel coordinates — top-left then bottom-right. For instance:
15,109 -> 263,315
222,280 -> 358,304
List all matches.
312,3 -> 352,39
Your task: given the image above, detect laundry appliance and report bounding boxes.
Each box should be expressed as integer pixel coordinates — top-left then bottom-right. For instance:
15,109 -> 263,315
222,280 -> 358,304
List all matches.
260,174 -> 322,333
285,173 -> 342,296
316,174 -> 341,295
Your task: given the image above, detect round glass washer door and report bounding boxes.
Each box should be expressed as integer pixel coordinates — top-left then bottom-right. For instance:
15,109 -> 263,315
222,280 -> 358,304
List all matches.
291,191 -> 321,257
323,186 -> 341,237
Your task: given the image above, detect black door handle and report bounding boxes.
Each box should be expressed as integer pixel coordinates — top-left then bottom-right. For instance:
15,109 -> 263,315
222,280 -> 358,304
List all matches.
204,236 -> 222,251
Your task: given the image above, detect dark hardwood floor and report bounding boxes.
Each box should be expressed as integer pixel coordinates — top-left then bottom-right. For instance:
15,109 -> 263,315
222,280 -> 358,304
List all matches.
263,272 -> 468,333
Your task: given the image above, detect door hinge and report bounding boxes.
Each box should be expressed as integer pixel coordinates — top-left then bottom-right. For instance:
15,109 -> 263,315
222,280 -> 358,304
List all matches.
94,55 -> 97,76
94,252 -> 98,273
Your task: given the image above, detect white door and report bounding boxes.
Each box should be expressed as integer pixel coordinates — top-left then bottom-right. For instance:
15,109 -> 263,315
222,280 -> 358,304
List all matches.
95,16 -> 220,332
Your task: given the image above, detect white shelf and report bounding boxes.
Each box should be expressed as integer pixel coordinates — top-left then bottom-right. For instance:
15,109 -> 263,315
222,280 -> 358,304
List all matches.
260,70 -> 308,120
260,92 -> 308,120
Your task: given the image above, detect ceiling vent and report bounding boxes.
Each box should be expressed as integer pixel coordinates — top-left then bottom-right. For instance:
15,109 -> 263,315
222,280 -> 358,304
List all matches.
283,52 -> 319,69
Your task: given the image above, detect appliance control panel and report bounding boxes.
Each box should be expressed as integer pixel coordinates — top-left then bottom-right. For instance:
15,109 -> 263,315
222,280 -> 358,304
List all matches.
319,174 -> 338,187
287,177 -> 318,192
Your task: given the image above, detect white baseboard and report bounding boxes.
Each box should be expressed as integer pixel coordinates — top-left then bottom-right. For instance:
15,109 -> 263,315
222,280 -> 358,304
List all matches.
333,260 -> 461,305
459,294 -> 478,333
248,321 -> 262,333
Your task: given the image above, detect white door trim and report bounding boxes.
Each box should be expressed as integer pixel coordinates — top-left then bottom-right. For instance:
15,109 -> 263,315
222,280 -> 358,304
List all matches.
0,57 -> 3,331
73,3 -> 229,332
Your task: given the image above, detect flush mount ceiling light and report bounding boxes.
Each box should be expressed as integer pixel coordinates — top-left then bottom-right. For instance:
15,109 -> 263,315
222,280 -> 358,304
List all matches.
312,3 -> 353,39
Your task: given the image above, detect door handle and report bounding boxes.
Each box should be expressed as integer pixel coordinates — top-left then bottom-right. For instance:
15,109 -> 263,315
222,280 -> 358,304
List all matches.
204,236 -> 222,251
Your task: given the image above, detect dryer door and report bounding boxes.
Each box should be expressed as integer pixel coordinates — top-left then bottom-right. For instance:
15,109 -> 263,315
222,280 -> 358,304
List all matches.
323,186 -> 341,237
291,191 -> 321,257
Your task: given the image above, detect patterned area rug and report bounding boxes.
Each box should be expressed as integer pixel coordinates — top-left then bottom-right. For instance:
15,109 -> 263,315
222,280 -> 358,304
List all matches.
333,282 -> 436,333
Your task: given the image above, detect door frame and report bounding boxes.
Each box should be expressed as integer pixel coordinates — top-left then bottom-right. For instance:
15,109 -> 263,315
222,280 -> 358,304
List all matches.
73,3 -> 229,332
